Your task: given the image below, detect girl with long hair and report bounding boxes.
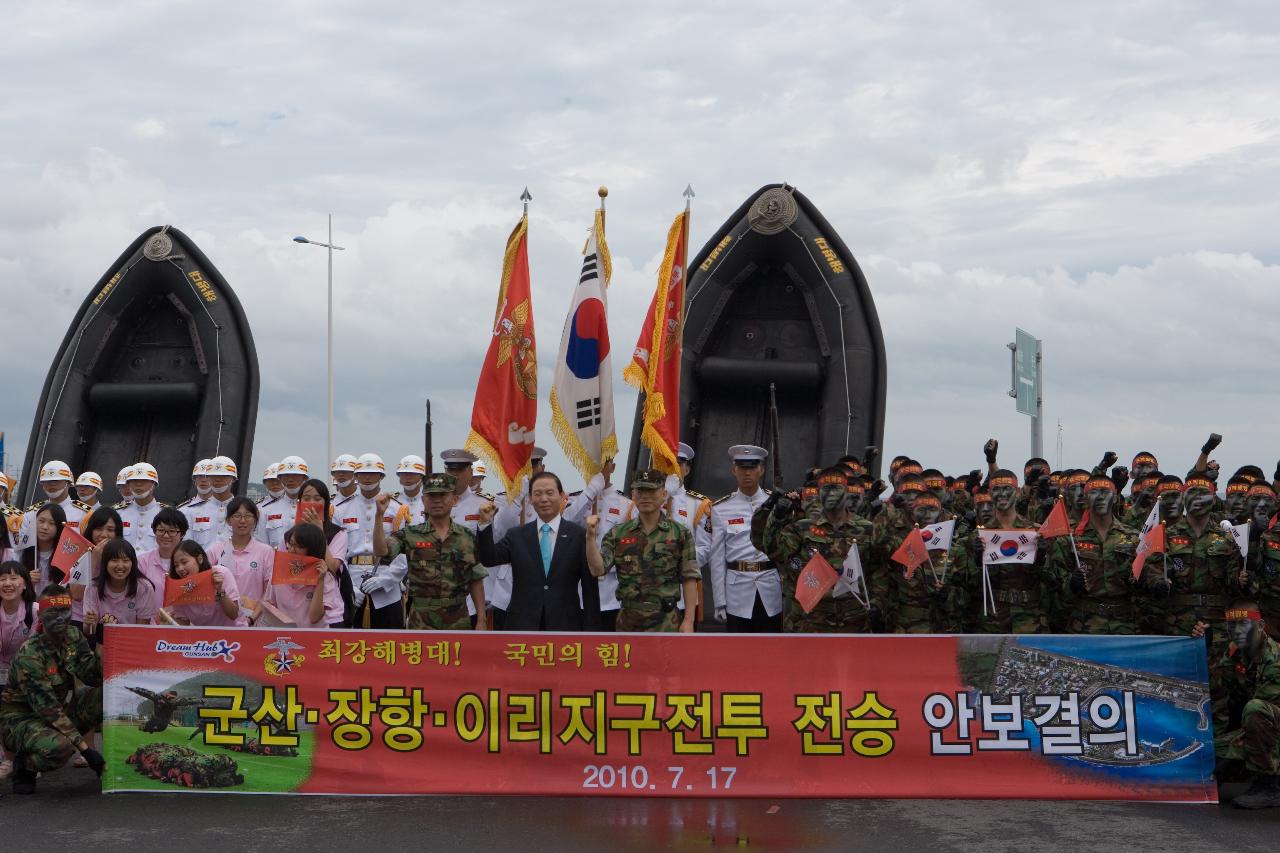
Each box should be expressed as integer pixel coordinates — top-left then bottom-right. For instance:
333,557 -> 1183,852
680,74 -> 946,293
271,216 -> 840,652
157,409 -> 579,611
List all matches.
167,540 -> 243,627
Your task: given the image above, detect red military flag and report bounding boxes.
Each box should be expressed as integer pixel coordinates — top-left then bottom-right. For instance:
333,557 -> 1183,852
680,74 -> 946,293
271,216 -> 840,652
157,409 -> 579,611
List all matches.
272,552 -> 323,587
51,523 -> 93,573
891,527 -> 930,579
1038,498 -> 1071,539
795,552 -> 839,614
294,501 -> 325,528
467,210 -> 538,497
623,207 -> 689,474
164,571 -> 217,607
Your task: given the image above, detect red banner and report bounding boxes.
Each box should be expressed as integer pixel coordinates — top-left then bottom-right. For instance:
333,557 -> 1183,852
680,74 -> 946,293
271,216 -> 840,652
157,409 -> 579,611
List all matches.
623,209 -> 687,474
466,214 -> 537,497
101,628 -> 1216,800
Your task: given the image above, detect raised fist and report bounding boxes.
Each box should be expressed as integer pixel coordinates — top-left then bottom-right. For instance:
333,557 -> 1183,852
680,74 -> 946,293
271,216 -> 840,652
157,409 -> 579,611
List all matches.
585,515 -> 600,536
863,446 -> 880,464
1099,451 -> 1118,470
984,439 -> 998,464
1202,433 -> 1222,455
375,492 -> 392,514
477,502 -> 497,524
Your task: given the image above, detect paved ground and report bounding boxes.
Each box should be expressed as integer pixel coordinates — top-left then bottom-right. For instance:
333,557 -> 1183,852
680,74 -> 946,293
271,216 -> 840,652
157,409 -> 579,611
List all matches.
4,770 -> 1277,852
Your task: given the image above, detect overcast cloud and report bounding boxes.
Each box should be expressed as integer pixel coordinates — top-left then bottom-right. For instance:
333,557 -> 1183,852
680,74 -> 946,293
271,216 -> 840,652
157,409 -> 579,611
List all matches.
2,1 -> 1278,492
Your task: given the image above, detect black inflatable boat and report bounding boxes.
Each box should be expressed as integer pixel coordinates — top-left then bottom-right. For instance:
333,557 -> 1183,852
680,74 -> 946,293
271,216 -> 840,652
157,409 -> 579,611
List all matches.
627,184 -> 886,498
20,226 -> 259,505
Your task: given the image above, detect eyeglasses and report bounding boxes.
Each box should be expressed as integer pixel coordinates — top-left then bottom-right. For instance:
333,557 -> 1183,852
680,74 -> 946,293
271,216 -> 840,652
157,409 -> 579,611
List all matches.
154,527 -> 183,537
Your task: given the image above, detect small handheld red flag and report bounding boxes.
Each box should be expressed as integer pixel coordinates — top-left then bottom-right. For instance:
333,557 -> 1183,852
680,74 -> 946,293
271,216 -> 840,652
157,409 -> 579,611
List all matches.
1132,522 -> 1165,581
164,571 -> 217,607
294,501 -> 325,528
795,553 -> 839,614
272,552 -> 323,587
1038,498 -> 1070,539
891,528 -> 929,579
51,524 -> 93,573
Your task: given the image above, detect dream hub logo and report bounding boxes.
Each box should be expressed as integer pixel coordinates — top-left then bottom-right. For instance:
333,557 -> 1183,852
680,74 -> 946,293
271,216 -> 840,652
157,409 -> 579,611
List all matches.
154,639 -> 241,662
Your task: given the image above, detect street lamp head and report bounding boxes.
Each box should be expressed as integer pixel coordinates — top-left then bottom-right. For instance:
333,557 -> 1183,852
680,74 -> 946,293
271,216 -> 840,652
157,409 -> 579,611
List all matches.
292,236 -> 309,244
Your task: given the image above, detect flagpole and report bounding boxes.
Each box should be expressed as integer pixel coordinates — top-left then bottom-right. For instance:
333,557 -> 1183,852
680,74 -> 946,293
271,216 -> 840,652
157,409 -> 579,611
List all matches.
599,185 -> 607,231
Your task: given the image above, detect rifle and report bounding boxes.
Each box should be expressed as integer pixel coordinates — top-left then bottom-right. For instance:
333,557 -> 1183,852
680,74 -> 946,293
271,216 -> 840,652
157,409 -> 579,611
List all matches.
424,400 -> 434,473
768,382 -> 783,489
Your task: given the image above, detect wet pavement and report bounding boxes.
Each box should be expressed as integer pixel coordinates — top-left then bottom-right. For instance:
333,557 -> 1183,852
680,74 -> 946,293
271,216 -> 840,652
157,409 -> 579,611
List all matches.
3,770 -> 1277,852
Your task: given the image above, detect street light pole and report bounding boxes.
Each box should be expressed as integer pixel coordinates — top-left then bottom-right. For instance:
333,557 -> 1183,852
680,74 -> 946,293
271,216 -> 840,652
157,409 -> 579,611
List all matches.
293,220 -> 345,470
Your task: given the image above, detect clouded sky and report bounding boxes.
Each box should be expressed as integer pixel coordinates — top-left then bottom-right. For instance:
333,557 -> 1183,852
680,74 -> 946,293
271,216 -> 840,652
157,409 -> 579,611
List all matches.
3,1 -> 1278,495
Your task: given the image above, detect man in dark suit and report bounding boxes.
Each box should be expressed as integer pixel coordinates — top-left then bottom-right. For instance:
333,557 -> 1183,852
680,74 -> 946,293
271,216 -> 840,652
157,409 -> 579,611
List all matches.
477,471 -> 599,631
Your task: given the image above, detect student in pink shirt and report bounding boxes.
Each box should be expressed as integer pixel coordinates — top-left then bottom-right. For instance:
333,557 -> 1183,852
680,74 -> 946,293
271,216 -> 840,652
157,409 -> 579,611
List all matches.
68,506 -> 123,626
266,525 -> 332,627
206,497 -> 273,616
265,479 -> 350,627
0,561 -> 37,779
18,503 -> 65,595
137,507 -> 188,592
167,541 -> 244,627
82,540 -> 157,643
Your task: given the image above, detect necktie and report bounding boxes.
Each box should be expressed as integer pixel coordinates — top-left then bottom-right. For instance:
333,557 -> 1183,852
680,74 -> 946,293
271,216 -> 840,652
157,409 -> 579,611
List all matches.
539,523 -> 553,576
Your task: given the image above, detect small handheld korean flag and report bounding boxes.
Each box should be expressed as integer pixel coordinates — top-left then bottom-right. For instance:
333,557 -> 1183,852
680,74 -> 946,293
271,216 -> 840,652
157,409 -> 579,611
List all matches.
919,519 -> 955,553
1220,519 -> 1250,558
977,529 -> 1039,617
832,544 -> 868,606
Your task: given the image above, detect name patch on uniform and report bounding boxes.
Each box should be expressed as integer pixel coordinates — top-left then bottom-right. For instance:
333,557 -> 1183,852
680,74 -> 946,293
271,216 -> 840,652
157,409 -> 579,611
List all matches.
1170,536 -> 1191,547
465,514 -> 481,521
412,541 -> 432,549
728,518 -> 746,525
677,509 -> 688,517
1268,540 -> 1280,552
195,517 -> 210,524
343,517 -> 358,525
1078,541 -> 1099,552
268,514 -> 283,521
620,537 -> 638,546
608,507 -> 621,515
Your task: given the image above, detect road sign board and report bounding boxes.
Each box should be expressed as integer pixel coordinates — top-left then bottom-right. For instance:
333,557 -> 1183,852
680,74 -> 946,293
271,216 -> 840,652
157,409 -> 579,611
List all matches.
1014,328 -> 1038,417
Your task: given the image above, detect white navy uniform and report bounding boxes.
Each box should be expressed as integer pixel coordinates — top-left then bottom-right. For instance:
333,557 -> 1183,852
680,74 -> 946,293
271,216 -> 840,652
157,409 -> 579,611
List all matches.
335,490 -> 408,606
709,488 -> 781,619
564,473 -> 632,614
118,499 -> 163,552
399,490 -> 426,527
182,495 -> 234,551
453,488 -> 495,615
254,495 -> 295,550
664,478 -> 713,611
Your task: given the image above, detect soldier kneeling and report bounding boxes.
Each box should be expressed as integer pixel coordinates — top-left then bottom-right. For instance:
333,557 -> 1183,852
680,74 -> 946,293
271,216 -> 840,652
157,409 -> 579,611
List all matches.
1212,599 -> 1280,809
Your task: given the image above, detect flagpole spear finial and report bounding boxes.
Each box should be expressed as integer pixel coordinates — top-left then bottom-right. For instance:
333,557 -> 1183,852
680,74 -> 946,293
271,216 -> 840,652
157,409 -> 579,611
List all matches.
683,183 -> 695,210
521,187 -> 532,215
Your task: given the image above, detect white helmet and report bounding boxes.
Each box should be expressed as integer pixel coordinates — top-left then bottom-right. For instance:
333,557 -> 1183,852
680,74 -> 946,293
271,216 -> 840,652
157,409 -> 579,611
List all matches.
129,463 -> 159,483
193,459 -> 212,479
331,454 -> 359,473
278,456 -> 309,476
473,461 -> 487,476
263,462 -> 281,481
39,460 -> 74,483
397,454 -> 427,475
75,471 -> 104,491
356,453 -> 386,475
207,456 -> 238,477
117,467 -> 134,487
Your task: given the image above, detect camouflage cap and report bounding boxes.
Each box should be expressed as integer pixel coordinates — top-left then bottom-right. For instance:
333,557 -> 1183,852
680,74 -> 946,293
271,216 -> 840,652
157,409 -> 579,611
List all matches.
628,469 -> 667,491
423,473 -> 457,494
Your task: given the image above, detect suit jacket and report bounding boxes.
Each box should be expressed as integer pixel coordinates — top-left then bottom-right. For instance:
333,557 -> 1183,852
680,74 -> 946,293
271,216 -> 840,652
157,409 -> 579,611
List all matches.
478,517 -> 600,631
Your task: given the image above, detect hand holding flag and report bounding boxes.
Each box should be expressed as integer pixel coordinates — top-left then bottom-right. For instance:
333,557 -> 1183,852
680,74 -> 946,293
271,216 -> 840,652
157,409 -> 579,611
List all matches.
52,524 -> 93,573
272,552 -> 323,587
164,571 -> 217,607
1131,504 -> 1165,581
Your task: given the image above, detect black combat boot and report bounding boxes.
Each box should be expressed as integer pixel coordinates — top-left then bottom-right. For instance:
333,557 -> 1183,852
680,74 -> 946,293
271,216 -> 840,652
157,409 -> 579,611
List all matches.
11,756 -> 36,795
1233,774 -> 1280,809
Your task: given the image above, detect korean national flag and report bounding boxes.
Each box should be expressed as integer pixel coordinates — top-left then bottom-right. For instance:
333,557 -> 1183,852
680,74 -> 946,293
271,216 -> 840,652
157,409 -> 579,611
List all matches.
979,529 -> 1039,565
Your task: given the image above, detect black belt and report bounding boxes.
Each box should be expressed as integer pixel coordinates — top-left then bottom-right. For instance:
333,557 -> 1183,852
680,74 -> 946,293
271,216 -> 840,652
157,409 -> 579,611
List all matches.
1171,593 -> 1227,609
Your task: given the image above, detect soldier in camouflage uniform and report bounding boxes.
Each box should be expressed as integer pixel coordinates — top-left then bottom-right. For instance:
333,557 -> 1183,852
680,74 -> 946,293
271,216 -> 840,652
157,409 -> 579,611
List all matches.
882,493 -> 970,633
972,469 -> 1051,634
1244,483 -> 1280,639
0,586 -> 105,794
1051,475 -> 1147,634
767,468 -> 880,633
127,686 -> 205,733
1212,601 -> 1280,809
127,742 -> 244,787
1016,458 -> 1054,524
587,470 -> 699,632
1060,470 -> 1090,529
1123,472 -> 1160,527
1222,476 -> 1253,525
1145,474 -> 1246,730
373,473 -> 487,630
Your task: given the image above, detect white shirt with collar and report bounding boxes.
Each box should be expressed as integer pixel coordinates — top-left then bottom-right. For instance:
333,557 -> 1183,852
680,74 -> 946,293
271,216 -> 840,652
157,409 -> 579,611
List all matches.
709,487 -> 781,618
563,473 -> 631,612
183,494 -> 234,551
118,498 -> 163,552
253,495 -> 295,550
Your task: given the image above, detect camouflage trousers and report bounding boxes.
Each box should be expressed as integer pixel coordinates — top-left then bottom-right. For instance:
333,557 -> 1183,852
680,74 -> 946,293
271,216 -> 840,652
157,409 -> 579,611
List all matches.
0,685 -> 102,772
616,604 -> 680,632
407,600 -> 469,630
1217,699 -> 1280,776
785,594 -> 873,634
